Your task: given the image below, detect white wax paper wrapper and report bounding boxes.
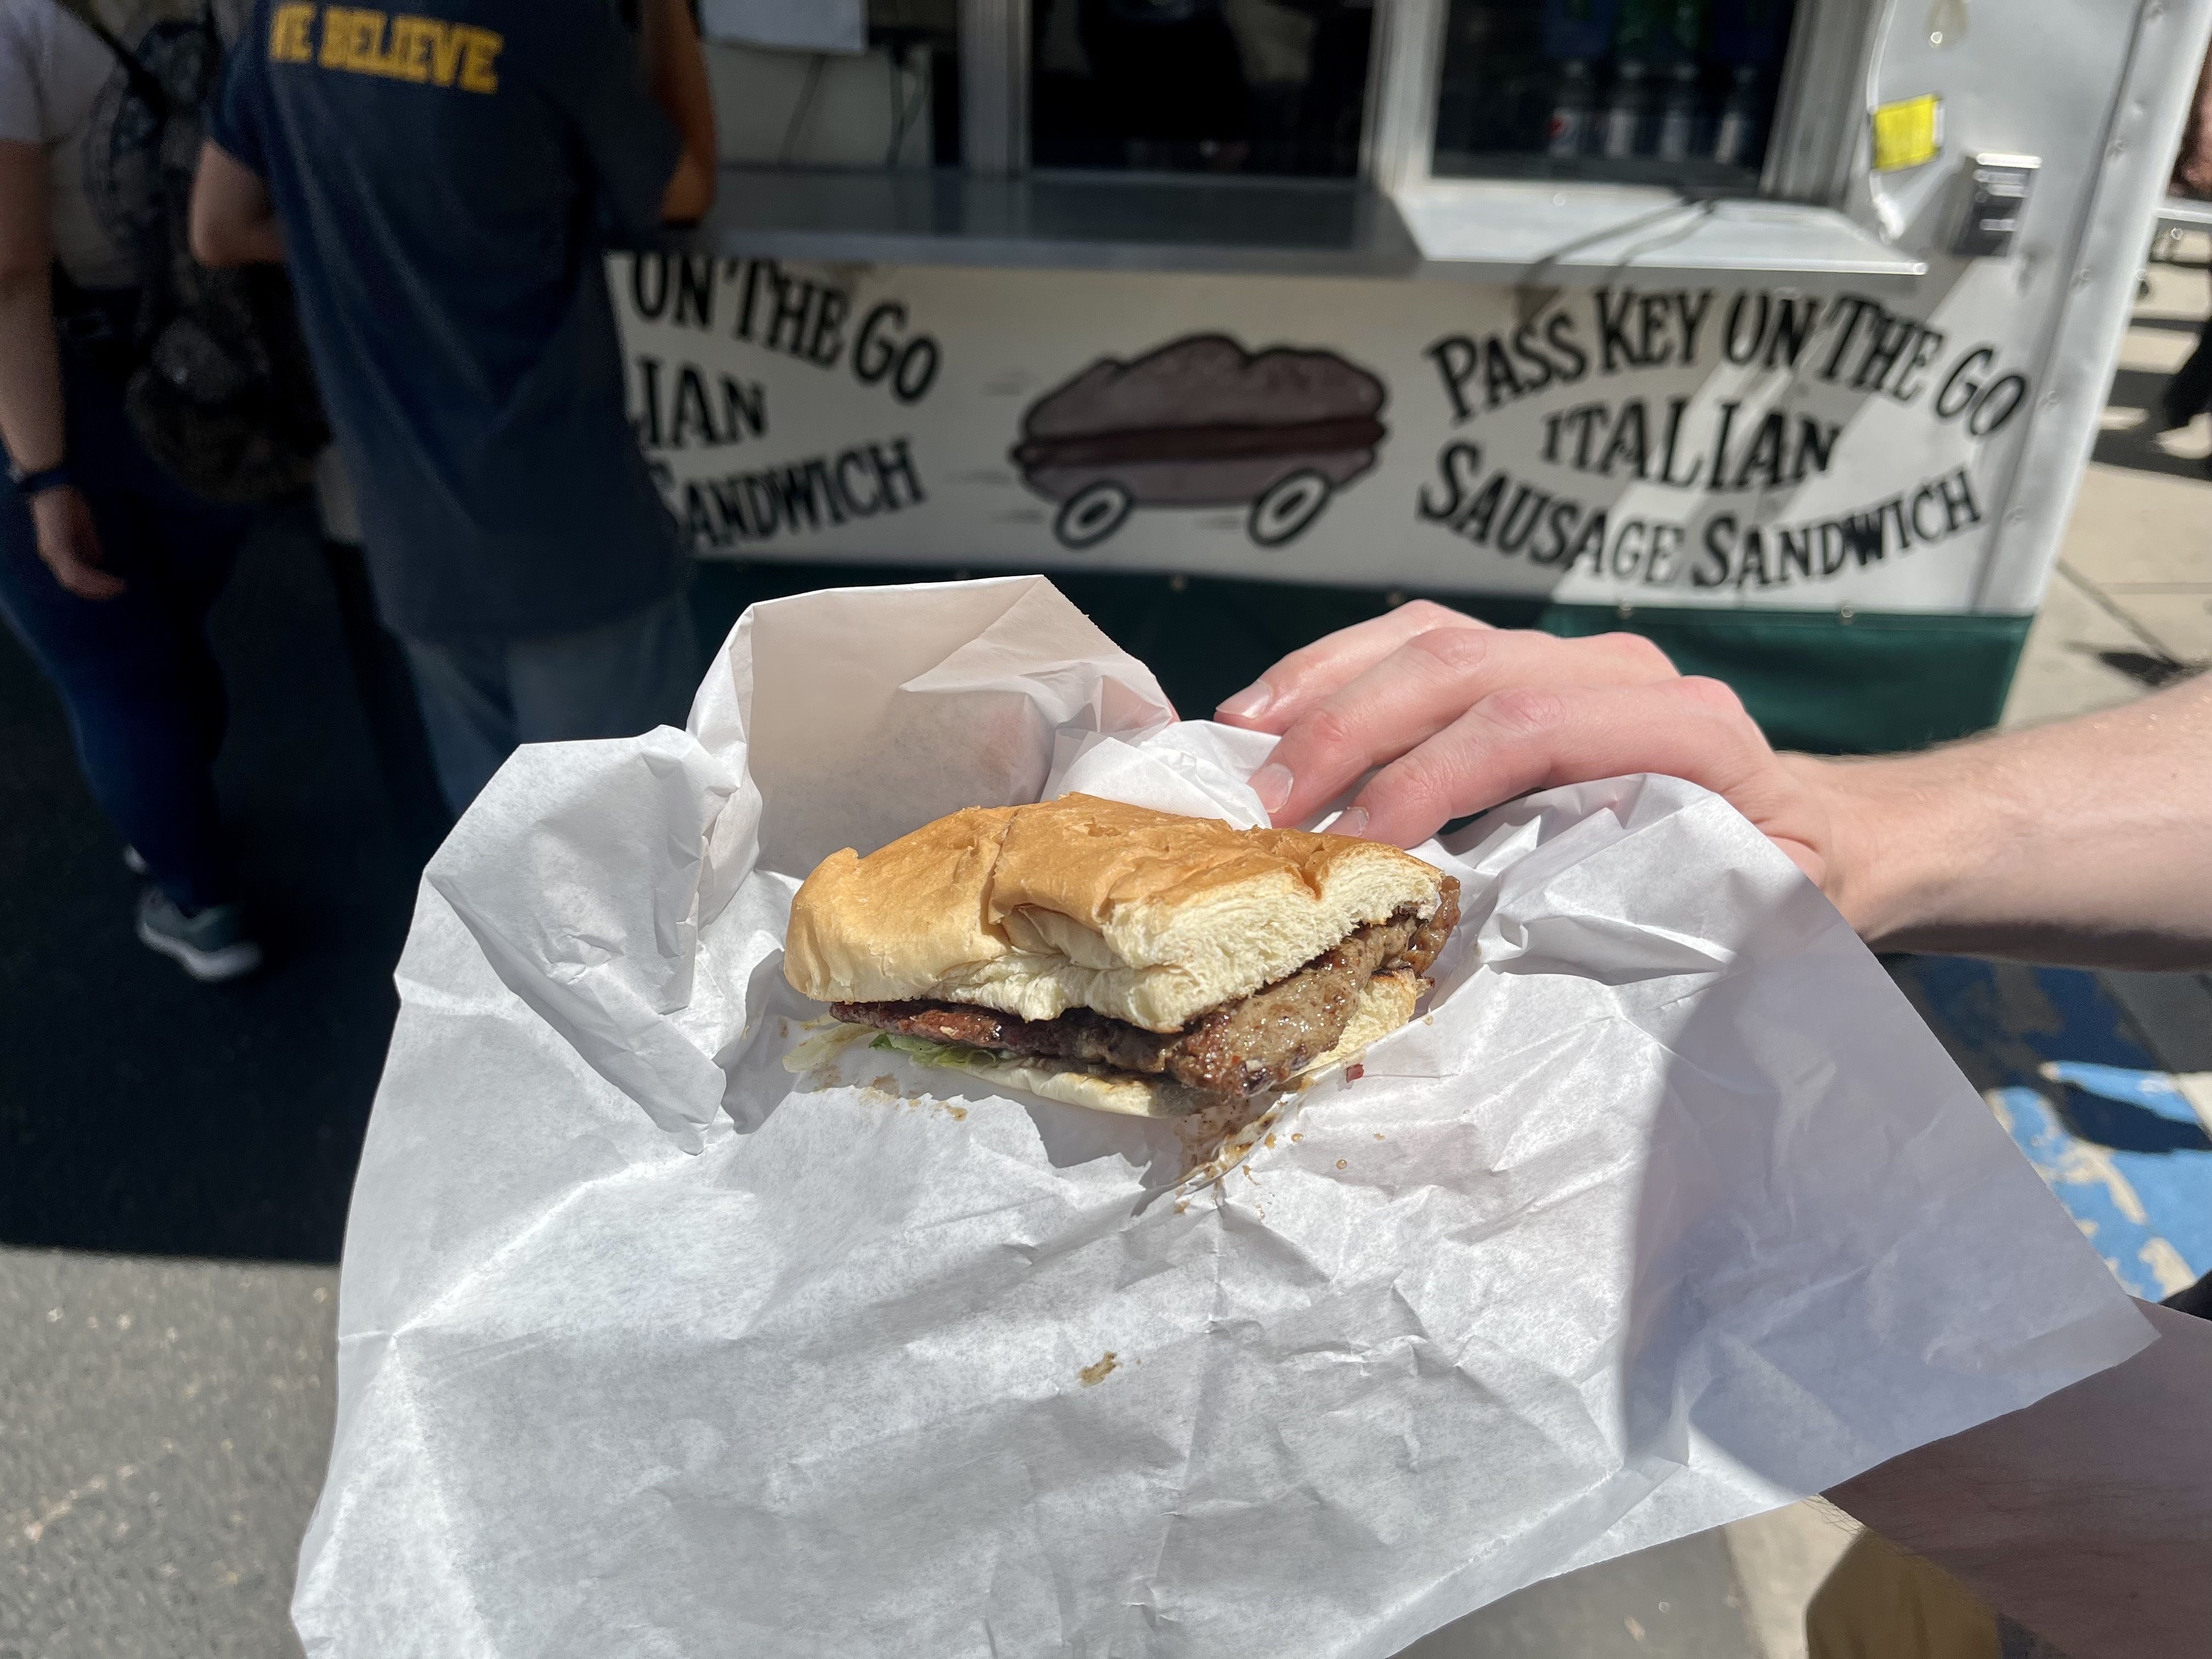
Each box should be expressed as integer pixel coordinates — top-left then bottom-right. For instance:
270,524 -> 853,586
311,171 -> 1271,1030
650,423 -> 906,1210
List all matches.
295,577 -> 2149,1659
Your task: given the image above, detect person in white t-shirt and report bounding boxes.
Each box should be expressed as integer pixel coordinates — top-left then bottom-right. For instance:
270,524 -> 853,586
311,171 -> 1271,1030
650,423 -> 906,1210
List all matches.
0,0 -> 262,979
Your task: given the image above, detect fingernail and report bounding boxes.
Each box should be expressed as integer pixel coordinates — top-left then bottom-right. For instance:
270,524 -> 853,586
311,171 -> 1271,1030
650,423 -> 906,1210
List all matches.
1332,807 -> 1369,838
1217,680 -> 1274,721
1250,763 -> 1293,814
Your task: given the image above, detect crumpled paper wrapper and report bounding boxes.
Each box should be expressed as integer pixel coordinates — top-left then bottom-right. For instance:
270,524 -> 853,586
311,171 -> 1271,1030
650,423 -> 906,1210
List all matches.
294,577 -> 2149,1658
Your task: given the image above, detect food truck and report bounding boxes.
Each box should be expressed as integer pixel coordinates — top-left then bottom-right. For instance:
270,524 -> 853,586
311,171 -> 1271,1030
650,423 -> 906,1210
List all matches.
618,0 -> 2212,751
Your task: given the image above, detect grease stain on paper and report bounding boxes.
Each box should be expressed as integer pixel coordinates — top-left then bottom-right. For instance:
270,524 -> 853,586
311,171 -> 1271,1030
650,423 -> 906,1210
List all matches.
859,1077 -> 970,1122
1172,1093 -> 1280,1188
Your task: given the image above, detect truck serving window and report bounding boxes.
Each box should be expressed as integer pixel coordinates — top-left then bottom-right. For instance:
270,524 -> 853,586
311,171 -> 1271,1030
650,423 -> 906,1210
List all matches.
1030,0 -> 1376,177
1432,0 -> 1799,188
706,0 -> 963,170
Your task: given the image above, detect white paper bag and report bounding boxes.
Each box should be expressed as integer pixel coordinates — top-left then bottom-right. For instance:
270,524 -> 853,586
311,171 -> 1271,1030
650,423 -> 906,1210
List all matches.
294,577 -> 2148,1658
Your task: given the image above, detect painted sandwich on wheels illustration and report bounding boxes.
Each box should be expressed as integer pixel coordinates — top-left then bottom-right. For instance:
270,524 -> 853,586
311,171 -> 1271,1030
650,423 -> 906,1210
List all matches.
1012,334 -> 1389,550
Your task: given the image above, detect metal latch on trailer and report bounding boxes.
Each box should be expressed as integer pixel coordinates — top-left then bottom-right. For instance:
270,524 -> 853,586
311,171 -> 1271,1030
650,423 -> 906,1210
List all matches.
1954,154 -> 2041,258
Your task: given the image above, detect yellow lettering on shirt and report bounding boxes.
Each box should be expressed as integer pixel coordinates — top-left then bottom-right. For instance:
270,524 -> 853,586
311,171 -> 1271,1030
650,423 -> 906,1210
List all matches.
360,16 -> 405,76
383,15 -> 437,83
427,18 -> 470,87
318,7 -> 382,71
454,26 -> 501,93
288,7 -> 500,94
268,2 -> 317,61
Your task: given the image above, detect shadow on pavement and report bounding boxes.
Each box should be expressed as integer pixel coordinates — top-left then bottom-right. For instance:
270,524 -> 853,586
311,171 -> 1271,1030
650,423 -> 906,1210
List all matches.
2085,645 -> 2202,687
2123,311 -> 2209,337
0,505 -> 423,1265
0,544 -> 1893,1270
2089,368 -> 2210,480
0,548 -> 1407,1266
2051,1084 -> 2212,1157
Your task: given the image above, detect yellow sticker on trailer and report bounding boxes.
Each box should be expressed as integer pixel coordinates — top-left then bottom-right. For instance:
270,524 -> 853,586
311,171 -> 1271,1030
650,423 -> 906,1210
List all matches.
1871,94 -> 1943,172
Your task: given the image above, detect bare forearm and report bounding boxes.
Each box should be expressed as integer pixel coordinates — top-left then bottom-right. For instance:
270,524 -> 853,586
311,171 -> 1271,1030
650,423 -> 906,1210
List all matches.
640,0 -> 715,222
222,219 -> 284,266
1803,673 -> 2212,967
190,208 -> 284,267
1827,1301 -> 2212,1658
186,140 -> 286,267
0,267 -> 64,471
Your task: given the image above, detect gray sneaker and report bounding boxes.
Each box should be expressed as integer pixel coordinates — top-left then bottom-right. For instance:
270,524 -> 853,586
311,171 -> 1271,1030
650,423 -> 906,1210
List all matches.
135,888 -> 264,983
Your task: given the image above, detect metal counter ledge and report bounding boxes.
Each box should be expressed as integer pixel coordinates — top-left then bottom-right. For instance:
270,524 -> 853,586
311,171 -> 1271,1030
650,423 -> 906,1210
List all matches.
664,165 -> 1928,286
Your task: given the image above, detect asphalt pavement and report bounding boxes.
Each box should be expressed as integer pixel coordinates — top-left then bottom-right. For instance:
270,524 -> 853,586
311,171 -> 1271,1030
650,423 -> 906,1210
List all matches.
0,1249 -> 332,1659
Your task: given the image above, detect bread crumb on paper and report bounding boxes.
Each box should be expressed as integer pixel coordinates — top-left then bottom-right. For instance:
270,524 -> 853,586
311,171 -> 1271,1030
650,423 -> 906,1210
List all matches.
1079,1352 -> 1119,1386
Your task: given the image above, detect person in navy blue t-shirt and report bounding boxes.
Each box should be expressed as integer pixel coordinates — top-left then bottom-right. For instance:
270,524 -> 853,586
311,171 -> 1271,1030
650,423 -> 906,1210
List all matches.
189,0 -> 716,812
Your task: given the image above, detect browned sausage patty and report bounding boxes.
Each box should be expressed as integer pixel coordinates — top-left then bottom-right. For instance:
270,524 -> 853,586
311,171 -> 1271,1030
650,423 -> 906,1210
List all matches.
833,878 -> 1459,1099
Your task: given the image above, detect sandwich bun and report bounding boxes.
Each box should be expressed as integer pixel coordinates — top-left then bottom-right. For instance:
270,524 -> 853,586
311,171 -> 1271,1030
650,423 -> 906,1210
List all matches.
783,794 -> 1448,1033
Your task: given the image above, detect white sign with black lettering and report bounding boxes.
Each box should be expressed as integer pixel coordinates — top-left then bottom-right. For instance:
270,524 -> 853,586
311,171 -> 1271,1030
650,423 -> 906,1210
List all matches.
615,254 -> 2040,613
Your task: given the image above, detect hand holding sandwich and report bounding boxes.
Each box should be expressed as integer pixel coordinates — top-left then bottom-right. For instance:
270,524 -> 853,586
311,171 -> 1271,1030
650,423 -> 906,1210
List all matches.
1218,602 -> 2212,972
1225,606 -> 2212,1659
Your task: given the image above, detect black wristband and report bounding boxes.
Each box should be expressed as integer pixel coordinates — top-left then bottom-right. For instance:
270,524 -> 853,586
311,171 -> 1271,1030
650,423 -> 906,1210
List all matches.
8,460 -> 74,498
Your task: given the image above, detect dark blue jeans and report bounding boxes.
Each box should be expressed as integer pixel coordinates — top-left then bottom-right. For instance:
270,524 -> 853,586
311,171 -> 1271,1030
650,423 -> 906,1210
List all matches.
398,586 -> 701,815
0,337 -> 252,913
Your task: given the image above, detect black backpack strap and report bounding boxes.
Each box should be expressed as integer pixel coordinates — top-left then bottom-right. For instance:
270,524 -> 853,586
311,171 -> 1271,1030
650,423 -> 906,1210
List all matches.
48,0 -> 172,115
